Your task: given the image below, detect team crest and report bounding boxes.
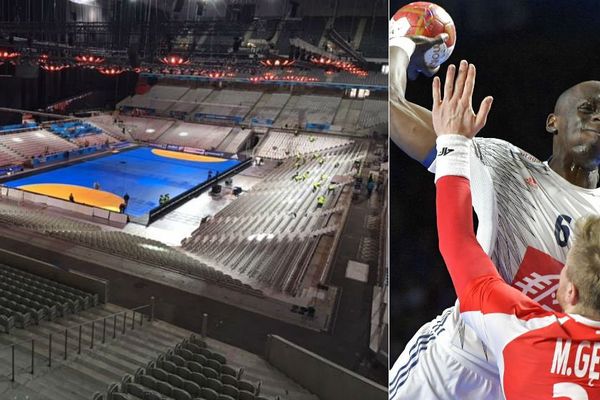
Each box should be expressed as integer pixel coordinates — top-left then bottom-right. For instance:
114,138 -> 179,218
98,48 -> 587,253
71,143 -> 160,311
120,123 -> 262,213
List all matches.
512,247 -> 564,311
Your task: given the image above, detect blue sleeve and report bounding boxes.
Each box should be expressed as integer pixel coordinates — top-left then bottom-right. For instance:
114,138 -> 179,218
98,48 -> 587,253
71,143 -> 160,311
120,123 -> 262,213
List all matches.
421,146 -> 437,168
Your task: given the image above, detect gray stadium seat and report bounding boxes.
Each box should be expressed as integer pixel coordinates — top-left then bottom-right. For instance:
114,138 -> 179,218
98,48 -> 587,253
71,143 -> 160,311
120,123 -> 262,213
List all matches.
221,384 -> 240,399
206,377 -> 223,393
201,387 -> 219,400
220,375 -> 238,388
238,390 -> 255,400
186,360 -> 204,373
183,380 -> 202,397
172,387 -> 193,400
190,371 -> 207,387
220,365 -> 237,377
202,367 -> 219,380
156,380 -> 173,397
237,381 -> 256,395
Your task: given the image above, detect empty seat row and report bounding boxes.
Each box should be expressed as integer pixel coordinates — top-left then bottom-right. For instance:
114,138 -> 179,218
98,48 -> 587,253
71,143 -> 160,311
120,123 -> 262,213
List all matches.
99,335 -> 273,400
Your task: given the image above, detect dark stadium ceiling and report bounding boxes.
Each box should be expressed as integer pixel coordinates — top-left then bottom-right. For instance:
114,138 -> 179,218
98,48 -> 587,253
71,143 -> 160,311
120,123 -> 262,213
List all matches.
0,0 -> 385,75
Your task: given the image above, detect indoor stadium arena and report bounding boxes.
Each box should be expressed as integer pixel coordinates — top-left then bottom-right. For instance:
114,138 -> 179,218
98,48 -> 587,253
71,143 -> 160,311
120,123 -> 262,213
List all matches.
0,1 -> 388,399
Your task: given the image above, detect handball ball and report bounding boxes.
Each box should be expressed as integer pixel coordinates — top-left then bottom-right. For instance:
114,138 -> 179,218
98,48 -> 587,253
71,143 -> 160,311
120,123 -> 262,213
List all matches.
390,2 -> 456,69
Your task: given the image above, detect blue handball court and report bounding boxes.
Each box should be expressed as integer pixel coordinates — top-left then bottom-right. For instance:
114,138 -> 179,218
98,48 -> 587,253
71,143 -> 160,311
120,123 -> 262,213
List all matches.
4,147 -> 241,218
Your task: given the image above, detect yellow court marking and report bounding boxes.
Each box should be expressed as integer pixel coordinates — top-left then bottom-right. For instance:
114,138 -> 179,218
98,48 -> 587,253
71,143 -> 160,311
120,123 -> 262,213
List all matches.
18,183 -> 124,212
151,148 -> 227,163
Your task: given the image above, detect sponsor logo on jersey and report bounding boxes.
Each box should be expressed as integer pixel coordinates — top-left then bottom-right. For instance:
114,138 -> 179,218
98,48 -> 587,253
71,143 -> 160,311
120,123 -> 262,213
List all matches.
512,247 -> 564,311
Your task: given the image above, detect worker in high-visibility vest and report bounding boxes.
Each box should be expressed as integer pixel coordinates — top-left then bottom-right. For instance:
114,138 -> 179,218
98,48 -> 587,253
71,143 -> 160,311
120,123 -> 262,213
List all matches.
317,195 -> 326,208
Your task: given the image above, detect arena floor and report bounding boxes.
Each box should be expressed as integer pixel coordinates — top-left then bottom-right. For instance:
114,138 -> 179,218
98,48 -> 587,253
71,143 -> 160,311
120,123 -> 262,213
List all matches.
4,147 -> 241,217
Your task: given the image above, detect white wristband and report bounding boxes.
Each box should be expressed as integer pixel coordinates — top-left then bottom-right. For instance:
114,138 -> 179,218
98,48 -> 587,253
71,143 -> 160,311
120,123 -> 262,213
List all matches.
434,135 -> 472,183
389,36 -> 416,57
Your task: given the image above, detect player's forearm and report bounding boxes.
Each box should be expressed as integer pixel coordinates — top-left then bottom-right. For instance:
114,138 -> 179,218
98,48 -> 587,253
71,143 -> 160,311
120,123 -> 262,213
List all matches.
389,42 -> 437,163
434,137 -> 500,298
390,100 -> 437,162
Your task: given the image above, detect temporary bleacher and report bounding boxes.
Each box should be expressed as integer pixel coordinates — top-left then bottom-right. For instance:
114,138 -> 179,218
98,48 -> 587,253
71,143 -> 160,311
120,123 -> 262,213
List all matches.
71,132 -> 119,148
48,121 -> 120,148
0,129 -> 78,158
219,129 -> 253,154
245,93 -> 291,126
85,115 -> 131,141
0,145 -> 26,166
156,122 -> 232,150
193,90 -> 263,124
256,131 -> 354,160
357,100 -> 387,129
275,95 -> 341,130
169,88 -> 214,117
0,201 -> 102,232
182,142 -> 366,294
0,199 -> 259,295
119,85 -> 190,114
117,116 -> 177,142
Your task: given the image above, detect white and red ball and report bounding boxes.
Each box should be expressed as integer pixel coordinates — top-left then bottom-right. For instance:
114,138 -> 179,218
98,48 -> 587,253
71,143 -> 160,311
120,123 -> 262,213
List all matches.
390,2 -> 457,69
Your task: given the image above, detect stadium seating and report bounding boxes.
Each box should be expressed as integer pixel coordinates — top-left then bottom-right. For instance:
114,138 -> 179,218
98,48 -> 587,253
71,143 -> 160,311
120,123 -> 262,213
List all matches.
182,142 -> 367,293
156,122 -> 232,150
245,93 -> 291,126
275,95 -> 341,129
116,116 -> 177,142
220,128 -> 253,154
0,145 -> 26,166
0,263 -> 98,332
256,131 -> 353,160
46,230 -> 262,295
103,334 -> 275,400
357,100 -> 387,129
0,129 -> 78,159
169,88 -> 214,116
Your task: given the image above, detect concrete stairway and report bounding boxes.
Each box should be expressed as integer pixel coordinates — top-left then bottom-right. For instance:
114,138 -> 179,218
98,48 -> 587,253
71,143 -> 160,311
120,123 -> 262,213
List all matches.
0,303 -> 319,400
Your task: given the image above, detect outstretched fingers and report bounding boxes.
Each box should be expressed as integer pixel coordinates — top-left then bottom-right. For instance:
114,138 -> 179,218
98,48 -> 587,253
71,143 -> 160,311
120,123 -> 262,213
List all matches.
452,60 -> 469,100
443,64 -> 456,100
474,96 -> 494,133
432,76 -> 442,108
462,64 -> 476,108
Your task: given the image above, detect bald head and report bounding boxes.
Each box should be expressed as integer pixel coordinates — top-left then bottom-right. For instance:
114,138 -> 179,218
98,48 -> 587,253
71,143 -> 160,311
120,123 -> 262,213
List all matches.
554,81 -> 600,115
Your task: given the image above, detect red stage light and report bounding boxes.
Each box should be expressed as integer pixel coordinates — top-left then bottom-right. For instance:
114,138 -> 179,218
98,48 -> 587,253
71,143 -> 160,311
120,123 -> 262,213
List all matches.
160,55 -> 190,66
41,64 -> 68,72
75,55 -> 105,65
0,50 -> 20,60
98,66 -> 123,75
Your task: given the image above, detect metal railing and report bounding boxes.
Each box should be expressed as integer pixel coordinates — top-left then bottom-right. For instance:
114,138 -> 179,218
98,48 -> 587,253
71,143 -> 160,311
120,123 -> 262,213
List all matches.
1,297 -> 155,382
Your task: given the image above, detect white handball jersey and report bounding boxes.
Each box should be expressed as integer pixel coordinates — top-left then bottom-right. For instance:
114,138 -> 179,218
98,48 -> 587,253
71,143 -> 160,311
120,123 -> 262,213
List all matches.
431,137 -> 600,367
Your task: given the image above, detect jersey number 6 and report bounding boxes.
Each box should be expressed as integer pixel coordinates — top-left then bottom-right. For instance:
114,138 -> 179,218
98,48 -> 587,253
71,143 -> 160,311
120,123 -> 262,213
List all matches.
554,215 -> 572,248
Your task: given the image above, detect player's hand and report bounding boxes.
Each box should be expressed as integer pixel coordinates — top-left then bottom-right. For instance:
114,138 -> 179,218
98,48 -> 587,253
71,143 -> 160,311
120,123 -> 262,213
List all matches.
407,33 -> 448,80
431,60 -> 494,138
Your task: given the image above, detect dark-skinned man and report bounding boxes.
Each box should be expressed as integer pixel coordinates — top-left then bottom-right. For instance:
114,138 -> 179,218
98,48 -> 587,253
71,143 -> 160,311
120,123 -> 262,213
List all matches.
389,33 -> 600,399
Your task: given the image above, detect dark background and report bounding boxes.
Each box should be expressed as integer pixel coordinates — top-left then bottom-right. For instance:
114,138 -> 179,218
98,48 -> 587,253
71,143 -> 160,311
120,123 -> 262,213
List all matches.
389,0 -> 600,362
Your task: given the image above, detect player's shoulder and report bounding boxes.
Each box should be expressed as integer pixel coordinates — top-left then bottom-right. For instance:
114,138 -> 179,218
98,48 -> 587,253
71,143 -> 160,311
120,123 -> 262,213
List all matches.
472,137 -> 543,167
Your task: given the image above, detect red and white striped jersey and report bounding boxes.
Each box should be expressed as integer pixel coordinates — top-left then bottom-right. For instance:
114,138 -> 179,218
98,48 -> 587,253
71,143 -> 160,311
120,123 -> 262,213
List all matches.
437,175 -> 600,400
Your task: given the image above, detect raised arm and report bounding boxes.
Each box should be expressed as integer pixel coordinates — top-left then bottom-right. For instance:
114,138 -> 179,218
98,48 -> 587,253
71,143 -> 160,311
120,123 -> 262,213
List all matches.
389,36 -> 453,164
430,61 -> 495,296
